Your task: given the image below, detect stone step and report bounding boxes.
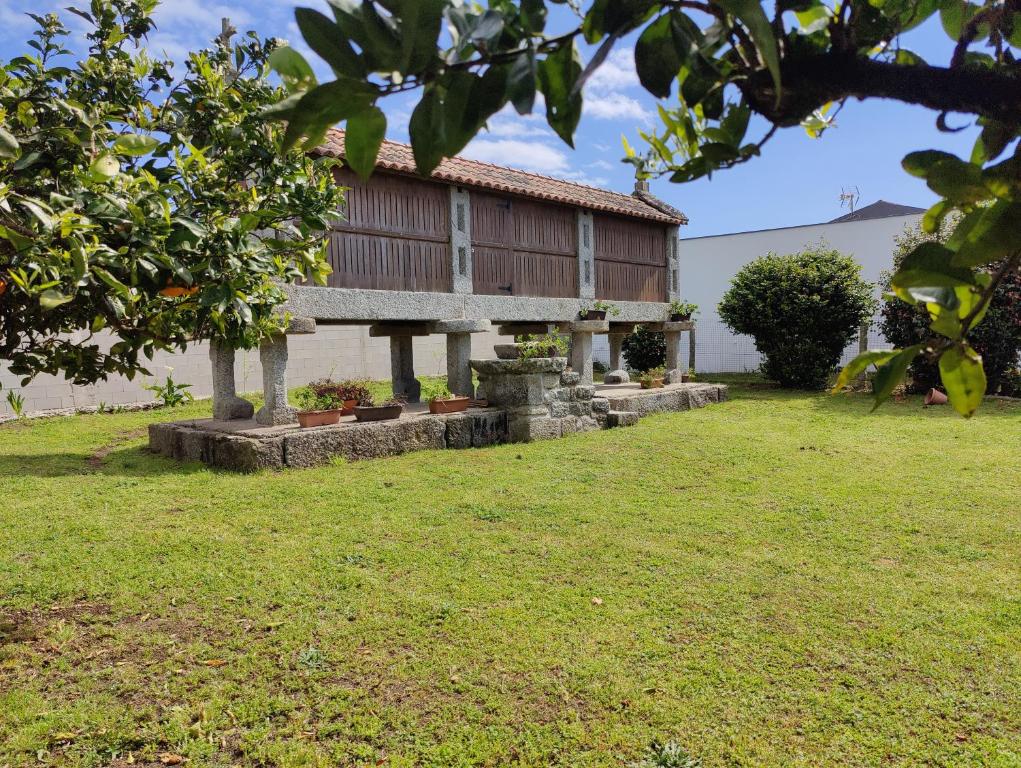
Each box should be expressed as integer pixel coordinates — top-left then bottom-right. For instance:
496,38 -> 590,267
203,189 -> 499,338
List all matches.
606,410 -> 639,428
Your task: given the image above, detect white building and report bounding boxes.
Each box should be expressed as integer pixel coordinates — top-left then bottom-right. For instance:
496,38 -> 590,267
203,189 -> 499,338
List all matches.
676,200 -> 924,373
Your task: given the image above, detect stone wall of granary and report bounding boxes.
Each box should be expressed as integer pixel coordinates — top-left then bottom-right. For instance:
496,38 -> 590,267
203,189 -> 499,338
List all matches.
0,326 -> 510,418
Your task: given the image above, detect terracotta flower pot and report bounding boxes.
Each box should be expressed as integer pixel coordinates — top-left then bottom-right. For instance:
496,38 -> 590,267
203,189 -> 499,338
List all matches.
297,409 -> 342,428
924,388 -> 948,405
428,396 -> 470,414
580,310 -> 607,320
354,404 -> 403,422
340,399 -> 359,416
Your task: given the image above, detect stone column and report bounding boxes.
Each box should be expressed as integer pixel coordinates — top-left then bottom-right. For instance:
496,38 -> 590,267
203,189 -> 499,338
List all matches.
559,319 -> 608,386
664,329 -> 683,384
666,225 -> 681,302
430,319 -> 491,398
576,211 -> 595,300
209,341 -> 254,421
390,335 -> 422,403
604,332 -> 630,384
255,335 -> 296,426
450,187 -> 473,294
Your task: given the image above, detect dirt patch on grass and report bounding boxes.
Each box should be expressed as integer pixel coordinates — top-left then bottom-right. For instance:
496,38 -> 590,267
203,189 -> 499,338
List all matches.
86,428 -> 147,468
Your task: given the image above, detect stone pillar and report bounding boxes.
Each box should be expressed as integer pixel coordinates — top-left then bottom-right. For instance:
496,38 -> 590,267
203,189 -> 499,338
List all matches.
430,320 -> 491,398
559,319 -> 608,386
666,225 -> 680,302
688,326 -> 697,371
255,335 -> 296,426
390,335 -> 422,403
576,210 -> 595,300
604,332 -> 630,384
209,341 -> 254,421
664,330 -> 683,383
450,187 -> 473,294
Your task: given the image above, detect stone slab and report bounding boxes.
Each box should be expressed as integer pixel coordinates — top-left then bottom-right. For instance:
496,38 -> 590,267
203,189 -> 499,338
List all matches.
471,357 -> 567,376
557,320 -> 610,333
429,319 -> 491,334
497,323 -> 555,336
285,316 -> 317,334
369,323 -> 431,337
643,321 -> 694,332
607,411 -> 640,428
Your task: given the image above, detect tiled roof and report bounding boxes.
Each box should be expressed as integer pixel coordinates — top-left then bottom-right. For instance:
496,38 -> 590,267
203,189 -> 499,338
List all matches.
316,129 -> 687,225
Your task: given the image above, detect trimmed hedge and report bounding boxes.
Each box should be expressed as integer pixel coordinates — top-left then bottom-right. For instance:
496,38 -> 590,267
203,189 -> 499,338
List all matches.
718,245 -> 875,389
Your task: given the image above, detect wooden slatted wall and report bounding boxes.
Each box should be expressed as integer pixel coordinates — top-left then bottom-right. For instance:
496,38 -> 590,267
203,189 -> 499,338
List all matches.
471,194 -> 578,298
326,168 -> 452,293
593,213 -> 667,302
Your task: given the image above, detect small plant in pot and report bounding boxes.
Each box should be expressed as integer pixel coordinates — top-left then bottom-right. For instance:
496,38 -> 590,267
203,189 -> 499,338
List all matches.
309,378 -> 371,415
428,384 -> 471,414
516,332 -> 569,359
353,393 -> 406,422
682,367 -> 697,383
668,300 -> 699,322
295,386 -> 344,428
638,367 -> 666,389
579,300 -> 620,321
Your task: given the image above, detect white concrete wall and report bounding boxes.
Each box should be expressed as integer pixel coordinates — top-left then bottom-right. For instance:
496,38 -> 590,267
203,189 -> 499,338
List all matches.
1,326 -> 509,418
676,214 -> 920,373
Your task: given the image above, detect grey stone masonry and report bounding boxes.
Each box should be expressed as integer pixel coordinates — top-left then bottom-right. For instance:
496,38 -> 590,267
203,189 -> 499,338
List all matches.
450,187 -> 473,294
645,320 -> 694,384
667,225 -> 680,302
446,332 -> 474,397
209,341 -> 254,421
577,210 -> 595,300
607,410 -> 640,428
255,335 -> 296,426
559,320 -> 607,386
389,335 -> 421,403
604,332 -> 630,384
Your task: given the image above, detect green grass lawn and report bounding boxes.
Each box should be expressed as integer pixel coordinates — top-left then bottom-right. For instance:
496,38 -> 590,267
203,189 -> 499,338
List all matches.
1,381 -> 1020,767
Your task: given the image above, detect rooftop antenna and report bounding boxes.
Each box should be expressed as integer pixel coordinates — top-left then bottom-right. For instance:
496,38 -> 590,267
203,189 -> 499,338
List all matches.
839,186 -> 860,215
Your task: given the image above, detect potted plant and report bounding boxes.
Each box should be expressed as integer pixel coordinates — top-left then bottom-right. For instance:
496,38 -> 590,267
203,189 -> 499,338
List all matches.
638,367 -> 666,389
353,393 -> 405,422
518,332 -> 569,359
668,300 -> 699,322
428,385 -> 471,414
579,300 -> 620,321
295,386 -> 344,428
681,367 -> 697,383
309,378 -> 371,415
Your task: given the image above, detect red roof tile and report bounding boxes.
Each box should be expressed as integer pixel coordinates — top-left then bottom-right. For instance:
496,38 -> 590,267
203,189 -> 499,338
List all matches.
316,129 -> 687,225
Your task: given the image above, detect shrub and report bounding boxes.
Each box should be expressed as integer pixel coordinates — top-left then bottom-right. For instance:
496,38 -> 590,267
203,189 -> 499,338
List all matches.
879,221 -> 1021,394
622,326 -> 666,372
718,245 -> 876,389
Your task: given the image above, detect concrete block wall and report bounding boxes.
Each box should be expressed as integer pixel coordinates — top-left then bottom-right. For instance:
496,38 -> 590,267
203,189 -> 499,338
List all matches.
1,326 -> 510,418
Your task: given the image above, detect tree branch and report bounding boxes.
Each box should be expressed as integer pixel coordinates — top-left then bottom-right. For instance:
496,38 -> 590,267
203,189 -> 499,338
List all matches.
740,53 -> 1021,127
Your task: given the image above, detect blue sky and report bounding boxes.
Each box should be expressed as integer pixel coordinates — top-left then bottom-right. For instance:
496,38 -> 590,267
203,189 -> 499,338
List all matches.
0,0 -> 978,237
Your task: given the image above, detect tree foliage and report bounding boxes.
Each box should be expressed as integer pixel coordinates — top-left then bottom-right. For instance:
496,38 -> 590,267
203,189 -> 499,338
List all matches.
718,247 -> 876,389
622,326 -> 666,373
0,1 -> 343,386
278,0 -> 1021,417
880,221 -> 1021,395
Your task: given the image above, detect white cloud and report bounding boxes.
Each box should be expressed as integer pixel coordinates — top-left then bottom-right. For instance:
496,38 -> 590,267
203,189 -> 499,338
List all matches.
586,49 -> 641,91
584,92 -> 653,122
462,139 -> 571,175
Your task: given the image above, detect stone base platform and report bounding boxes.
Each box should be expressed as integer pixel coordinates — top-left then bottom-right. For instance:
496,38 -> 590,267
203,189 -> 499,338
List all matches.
149,381 -> 729,471
149,404 -> 507,472
597,381 -> 729,417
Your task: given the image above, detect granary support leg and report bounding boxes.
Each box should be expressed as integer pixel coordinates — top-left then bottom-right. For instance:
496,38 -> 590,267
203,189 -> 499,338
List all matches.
430,319 -> 491,398
255,334 -> 297,425
209,340 -> 254,421
560,320 -> 608,386
664,329 -> 684,384
604,333 -> 630,384
390,335 -> 422,403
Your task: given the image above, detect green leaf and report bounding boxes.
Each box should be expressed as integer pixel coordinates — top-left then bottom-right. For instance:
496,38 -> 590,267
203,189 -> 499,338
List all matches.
902,149 -> 957,177
39,288 -> 74,310
871,344 -> 925,410
939,343 -> 985,417
345,106 -> 386,180
397,0 -> 445,73
282,79 -> 375,152
507,51 -> 537,115
537,42 -> 583,146
87,152 -> 119,182
113,134 -> 159,156
294,8 -> 366,78
635,13 -> 683,99
716,0 -> 782,94
891,242 -> 977,297
0,126 -> 20,159
830,349 -> 900,393
950,200 -> 1021,266
794,5 -> 830,34
268,46 -> 317,93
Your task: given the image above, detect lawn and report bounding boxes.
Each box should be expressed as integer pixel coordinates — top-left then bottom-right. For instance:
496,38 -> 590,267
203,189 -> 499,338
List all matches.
1,381 -> 1019,767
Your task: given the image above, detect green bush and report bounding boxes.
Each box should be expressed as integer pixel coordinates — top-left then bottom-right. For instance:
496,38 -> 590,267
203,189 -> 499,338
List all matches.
718,245 -> 876,389
622,326 -> 666,372
879,221 -> 1021,394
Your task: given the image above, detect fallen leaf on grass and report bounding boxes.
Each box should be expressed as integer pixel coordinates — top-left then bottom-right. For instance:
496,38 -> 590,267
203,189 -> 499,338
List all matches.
591,597 -> 603,606
201,659 -> 227,667
158,753 -> 185,765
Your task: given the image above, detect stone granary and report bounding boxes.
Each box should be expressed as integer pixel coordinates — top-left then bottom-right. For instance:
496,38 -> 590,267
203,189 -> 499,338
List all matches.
207,128 -> 694,427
